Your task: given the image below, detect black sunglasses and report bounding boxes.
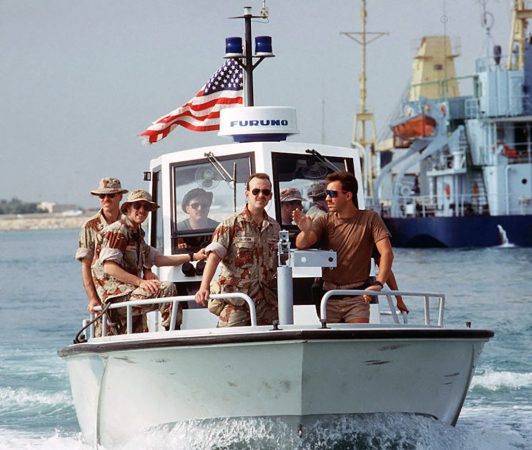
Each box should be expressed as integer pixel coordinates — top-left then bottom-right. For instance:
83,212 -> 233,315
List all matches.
98,193 -> 116,199
325,190 -> 348,198
251,188 -> 272,196
132,202 -> 152,211
189,202 -> 209,210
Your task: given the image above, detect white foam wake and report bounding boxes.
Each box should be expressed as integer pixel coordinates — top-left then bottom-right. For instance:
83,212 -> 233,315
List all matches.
0,387 -> 71,408
0,431 -> 86,450
471,370 -> 532,390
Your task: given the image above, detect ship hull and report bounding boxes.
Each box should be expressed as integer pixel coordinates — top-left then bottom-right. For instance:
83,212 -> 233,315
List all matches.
384,214 -> 532,248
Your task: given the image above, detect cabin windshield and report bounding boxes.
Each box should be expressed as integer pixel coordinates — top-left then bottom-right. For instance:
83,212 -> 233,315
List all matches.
272,152 -> 354,228
171,154 -> 253,253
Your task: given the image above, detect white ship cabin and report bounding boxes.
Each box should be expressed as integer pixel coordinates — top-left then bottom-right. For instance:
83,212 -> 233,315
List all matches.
145,106 -> 363,306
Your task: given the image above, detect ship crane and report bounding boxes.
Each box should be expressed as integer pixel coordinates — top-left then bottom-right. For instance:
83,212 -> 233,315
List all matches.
508,0 -> 532,70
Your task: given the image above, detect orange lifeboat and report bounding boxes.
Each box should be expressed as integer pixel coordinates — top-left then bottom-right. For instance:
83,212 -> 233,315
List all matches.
392,114 -> 436,148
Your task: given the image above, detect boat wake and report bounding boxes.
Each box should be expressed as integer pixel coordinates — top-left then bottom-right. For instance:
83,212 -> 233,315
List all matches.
470,370 -> 532,391
496,225 -> 516,248
0,412 -> 526,450
104,413 -> 521,450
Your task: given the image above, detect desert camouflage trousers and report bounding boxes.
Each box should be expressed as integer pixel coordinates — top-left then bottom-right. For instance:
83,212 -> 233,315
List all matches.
207,294 -> 278,328
104,281 -> 181,335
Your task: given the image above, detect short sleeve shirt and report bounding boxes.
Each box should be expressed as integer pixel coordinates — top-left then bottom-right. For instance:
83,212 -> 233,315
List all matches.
75,209 -> 113,262
311,209 -> 390,289
92,216 -> 158,302
205,206 -> 281,305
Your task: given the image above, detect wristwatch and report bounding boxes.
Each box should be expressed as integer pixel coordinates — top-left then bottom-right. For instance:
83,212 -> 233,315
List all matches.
373,280 -> 384,288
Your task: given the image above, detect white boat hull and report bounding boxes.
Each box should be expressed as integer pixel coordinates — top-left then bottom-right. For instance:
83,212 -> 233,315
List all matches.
60,326 -> 491,447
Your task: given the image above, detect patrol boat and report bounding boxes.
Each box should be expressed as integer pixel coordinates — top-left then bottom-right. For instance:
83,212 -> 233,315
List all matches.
58,7 -> 493,448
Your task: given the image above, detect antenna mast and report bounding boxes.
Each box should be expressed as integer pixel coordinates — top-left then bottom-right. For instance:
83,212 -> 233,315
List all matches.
341,0 -> 388,197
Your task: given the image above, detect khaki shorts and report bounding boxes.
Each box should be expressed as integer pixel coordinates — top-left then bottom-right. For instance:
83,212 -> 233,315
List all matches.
325,296 -> 369,323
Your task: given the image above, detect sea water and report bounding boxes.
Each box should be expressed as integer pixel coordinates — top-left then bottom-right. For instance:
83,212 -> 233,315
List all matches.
0,229 -> 530,449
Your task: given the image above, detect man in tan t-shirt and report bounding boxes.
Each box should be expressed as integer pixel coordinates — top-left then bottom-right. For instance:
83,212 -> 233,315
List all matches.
293,171 -> 394,323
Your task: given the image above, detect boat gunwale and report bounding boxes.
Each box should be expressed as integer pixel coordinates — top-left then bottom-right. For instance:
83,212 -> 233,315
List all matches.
58,327 -> 494,357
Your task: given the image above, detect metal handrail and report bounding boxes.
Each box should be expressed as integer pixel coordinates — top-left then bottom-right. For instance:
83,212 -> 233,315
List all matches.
89,293 -> 256,337
320,289 -> 445,326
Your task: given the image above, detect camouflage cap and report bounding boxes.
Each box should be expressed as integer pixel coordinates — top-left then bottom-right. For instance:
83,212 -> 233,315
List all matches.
90,177 -> 128,196
307,181 -> 327,199
120,189 -> 159,213
280,187 -> 303,203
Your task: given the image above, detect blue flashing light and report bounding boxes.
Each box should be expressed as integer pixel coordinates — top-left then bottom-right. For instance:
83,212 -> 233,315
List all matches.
255,36 -> 273,56
225,37 -> 243,57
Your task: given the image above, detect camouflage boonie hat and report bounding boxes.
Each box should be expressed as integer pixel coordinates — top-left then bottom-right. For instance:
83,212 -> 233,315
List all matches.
307,181 -> 327,199
280,187 -> 303,203
90,177 -> 128,196
120,189 -> 159,213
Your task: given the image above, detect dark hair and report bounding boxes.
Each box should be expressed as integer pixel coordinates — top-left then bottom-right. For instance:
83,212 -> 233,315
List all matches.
325,171 -> 359,207
246,172 -> 272,190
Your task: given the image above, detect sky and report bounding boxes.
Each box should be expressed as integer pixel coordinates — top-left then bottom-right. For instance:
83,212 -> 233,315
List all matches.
0,0 -> 513,208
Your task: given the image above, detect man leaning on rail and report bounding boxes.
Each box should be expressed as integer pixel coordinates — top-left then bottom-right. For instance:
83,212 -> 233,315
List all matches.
194,173 -> 281,327
293,171 -> 405,323
75,177 -> 128,316
92,189 -> 206,334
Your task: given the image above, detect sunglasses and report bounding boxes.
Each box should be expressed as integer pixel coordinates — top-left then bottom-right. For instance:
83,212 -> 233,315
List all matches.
325,190 -> 348,198
251,188 -> 272,196
132,202 -> 152,211
98,193 -> 116,199
189,202 -> 209,210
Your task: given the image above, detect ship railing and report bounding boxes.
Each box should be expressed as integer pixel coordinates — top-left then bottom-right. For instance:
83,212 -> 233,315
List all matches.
320,289 -> 445,327
86,293 -> 255,338
393,191 -> 532,217
391,192 -> 490,218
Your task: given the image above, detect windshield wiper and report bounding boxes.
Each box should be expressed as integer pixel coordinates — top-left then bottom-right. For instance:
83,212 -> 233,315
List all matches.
305,148 -> 345,172
204,152 -> 238,212
205,152 -> 234,184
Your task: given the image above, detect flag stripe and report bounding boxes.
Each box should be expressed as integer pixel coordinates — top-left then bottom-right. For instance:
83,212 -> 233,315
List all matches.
156,96 -> 243,124
139,60 -> 243,144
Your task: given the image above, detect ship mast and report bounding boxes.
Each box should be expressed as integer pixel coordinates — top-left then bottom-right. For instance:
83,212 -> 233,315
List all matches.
341,0 -> 387,197
508,0 -> 532,70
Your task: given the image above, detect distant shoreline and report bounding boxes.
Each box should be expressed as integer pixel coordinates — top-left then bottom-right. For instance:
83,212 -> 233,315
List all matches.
0,211 -> 97,231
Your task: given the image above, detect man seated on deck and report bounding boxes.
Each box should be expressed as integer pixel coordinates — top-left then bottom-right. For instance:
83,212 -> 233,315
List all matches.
92,189 -> 206,334
293,171 -> 394,324
194,173 -> 281,327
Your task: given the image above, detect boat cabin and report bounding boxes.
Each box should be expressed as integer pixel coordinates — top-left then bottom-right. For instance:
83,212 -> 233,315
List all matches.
145,107 -> 363,304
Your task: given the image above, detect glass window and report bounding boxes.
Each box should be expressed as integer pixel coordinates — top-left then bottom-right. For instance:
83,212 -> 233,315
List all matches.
150,170 -> 164,252
272,151 -> 354,227
171,154 -> 253,252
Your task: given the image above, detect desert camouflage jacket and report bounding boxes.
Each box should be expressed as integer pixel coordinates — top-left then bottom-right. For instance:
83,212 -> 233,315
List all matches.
205,206 -> 280,306
75,209 -> 117,262
92,216 -> 158,302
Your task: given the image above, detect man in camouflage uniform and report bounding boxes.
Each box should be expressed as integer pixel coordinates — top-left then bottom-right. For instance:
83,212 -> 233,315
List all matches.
280,187 -> 303,225
306,181 -> 328,220
75,177 -> 128,317
195,173 -> 281,327
93,189 -> 206,334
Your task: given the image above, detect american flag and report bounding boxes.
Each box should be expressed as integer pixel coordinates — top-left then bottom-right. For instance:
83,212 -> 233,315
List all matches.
140,60 -> 244,144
